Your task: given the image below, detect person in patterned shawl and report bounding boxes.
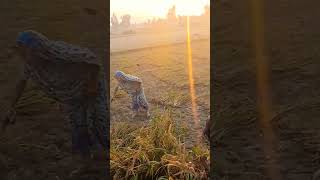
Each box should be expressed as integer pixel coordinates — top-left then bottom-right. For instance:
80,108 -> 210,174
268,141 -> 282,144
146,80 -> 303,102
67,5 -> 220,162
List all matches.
1,30 -> 108,159
112,70 -> 150,118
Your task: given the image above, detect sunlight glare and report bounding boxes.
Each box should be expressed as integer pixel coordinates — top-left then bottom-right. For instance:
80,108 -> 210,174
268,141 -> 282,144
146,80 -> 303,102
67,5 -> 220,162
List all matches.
186,16 -> 201,143
111,0 -> 210,23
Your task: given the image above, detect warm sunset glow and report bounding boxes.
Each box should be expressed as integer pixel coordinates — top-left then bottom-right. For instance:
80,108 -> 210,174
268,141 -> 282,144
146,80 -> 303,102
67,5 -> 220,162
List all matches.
186,16 -> 201,143
111,0 -> 210,23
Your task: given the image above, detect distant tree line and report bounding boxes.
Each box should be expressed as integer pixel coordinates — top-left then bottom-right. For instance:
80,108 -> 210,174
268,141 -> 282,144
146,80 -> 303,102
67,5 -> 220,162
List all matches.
111,4 -> 210,27
111,13 -> 131,27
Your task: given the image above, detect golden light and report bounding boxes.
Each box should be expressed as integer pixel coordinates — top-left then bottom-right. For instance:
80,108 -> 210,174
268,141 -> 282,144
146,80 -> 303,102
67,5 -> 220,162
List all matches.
111,0 -> 209,144
186,16 -> 201,143
111,0 -> 210,23
250,0 -> 281,179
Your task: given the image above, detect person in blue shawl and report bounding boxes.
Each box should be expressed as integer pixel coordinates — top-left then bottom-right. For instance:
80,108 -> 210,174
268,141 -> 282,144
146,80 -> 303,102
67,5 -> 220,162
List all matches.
2,30 -> 109,161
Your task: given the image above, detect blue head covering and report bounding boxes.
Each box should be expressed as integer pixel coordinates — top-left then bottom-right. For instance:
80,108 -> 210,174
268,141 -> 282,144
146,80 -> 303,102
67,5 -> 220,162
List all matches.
15,30 -> 100,66
114,70 -> 142,83
115,70 -> 125,79
16,30 -> 49,49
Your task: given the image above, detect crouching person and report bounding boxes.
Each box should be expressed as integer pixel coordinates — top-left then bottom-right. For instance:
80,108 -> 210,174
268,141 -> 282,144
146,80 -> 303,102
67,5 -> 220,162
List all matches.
2,30 -> 109,161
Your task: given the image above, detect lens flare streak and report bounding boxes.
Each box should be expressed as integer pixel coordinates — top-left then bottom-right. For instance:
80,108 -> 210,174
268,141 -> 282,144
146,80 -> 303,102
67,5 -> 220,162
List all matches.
251,0 -> 282,179
186,16 -> 201,143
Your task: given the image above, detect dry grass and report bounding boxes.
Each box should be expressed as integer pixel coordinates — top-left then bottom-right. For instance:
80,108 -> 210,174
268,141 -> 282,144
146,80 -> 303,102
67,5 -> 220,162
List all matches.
110,110 -> 210,179
110,40 -> 210,179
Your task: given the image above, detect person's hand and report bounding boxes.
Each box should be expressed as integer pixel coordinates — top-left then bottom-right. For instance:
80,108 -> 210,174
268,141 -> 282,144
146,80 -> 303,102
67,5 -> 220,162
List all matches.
1,108 -> 16,132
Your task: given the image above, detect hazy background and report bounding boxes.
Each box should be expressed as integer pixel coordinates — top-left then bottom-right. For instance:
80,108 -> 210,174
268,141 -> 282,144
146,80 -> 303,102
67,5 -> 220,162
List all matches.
110,0 -> 210,24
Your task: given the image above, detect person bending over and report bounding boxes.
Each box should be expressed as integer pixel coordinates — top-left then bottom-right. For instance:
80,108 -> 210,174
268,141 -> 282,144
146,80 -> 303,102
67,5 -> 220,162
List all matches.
2,30 -> 109,160
112,70 -> 150,118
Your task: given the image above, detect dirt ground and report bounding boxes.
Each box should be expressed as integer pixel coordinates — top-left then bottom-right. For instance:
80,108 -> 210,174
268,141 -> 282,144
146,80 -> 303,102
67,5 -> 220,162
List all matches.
212,0 -> 320,179
110,24 -> 209,53
110,39 -> 210,148
0,0 -> 108,179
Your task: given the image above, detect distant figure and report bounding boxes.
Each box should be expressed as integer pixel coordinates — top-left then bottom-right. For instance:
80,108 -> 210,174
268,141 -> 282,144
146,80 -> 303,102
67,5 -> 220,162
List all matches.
2,30 -> 108,159
112,70 -> 150,118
